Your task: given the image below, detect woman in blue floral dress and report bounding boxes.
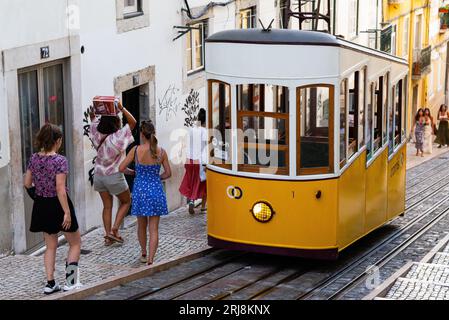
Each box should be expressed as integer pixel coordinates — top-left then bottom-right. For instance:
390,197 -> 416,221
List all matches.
120,120 -> 172,265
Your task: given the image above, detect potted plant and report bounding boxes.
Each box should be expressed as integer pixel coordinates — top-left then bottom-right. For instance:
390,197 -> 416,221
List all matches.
439,5 -> 449,13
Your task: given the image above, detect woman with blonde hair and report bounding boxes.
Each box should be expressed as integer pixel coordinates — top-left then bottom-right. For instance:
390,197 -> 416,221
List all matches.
120,120 -> 171,265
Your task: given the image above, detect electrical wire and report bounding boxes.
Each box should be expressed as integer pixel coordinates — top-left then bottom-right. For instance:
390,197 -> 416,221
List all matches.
182,0 -> 236,20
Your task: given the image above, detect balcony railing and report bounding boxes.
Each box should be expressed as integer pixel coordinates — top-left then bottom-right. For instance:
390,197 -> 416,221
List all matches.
412,46 -> 432,79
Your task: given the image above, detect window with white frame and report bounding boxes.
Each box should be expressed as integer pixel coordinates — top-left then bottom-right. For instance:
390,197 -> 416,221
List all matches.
240,7 -> 257,29
186,21 -> 208,74
414,14 -> 423,50
123,0 -> 142,17
403,16 -> 409,58
348,0 -> 359,38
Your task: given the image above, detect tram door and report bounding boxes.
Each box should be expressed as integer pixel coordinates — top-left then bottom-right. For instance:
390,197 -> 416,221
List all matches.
18,62 -> 69,250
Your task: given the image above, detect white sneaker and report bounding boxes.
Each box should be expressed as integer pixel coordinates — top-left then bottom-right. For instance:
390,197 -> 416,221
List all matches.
63,282 -> 83,292
43,283 -> 61,295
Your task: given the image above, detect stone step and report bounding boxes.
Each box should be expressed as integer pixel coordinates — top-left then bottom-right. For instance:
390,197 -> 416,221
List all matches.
385,277 -> 449,300
404,262 -> 449,285
431,252 -> 449,266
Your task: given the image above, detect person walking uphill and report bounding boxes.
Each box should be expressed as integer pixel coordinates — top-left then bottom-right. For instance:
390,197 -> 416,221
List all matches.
179,108 -> 208,214
24,124 -> 82,294
89,101 -> 137,246
120,120 -> 172,265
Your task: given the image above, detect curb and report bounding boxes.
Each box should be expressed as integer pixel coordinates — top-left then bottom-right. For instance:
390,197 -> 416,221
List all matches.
42,246 -> 213,300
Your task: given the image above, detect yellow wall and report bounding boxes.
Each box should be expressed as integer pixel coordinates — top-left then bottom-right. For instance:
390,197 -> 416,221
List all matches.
384,0 -> 431,133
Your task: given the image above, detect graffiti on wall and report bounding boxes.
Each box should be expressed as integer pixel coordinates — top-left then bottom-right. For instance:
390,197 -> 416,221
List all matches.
182,89 -> 200,128
83,108 -> 96,186
159,84 -> 181,122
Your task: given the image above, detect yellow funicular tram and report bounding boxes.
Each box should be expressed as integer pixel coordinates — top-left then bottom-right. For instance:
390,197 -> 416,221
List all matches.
205,29 -> 409,259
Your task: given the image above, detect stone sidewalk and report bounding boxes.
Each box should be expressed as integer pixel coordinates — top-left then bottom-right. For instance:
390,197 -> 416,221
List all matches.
406,141 -> 449,169
0,206 -> 208,300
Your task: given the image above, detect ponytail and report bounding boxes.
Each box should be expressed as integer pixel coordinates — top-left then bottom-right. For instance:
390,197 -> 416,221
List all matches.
140,120 -> 159,159
150,134 -> 158,159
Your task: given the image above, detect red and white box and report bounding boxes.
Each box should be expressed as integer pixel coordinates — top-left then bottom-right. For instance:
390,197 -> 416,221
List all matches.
93,96 -> 119,116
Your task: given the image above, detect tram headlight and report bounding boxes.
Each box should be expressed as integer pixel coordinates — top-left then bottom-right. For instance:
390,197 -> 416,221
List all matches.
251,202 -> 274,223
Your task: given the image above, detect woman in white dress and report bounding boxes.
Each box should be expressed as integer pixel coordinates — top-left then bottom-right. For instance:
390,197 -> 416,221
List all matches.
423,108 -> 434,154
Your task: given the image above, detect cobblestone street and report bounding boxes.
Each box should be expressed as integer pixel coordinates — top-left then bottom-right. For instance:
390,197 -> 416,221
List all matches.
0,206 -> 208,300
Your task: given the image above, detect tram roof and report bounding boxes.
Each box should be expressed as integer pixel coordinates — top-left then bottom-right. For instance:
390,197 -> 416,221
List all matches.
206,29 -> 408,66
206,29 -> 338,46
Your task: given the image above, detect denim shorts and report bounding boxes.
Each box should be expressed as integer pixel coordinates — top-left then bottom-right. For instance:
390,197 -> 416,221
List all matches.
94,172 -> 129,196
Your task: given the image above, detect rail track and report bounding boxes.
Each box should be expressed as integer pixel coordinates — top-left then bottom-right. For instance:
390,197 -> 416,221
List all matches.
80,153 -> 449,301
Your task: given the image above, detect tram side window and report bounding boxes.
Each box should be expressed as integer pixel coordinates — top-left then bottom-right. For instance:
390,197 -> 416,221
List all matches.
340,79 -> 348,168
209,80 -> 232,167
340,80 -> 347,167
402,76 -> 408,140
348,72 -> 359,158
237,84 -> 289,175
373,77 -> 383,153
382,73 -> 389,145
297,85 -> 334,174
388,85 -> 395,156
394,80 -> 403,148
358,68 -> 366,150
366,83 -> 374,160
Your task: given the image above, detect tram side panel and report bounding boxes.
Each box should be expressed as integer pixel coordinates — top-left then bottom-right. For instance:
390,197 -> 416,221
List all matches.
365,149 -> 389,233
387,145 -> 406,219
207,170 -> 338,251
337,151 -> 367,250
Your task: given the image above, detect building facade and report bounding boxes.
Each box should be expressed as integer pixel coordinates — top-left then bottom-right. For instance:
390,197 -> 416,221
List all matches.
2,0 -> 447,255
0,0 -> 291,255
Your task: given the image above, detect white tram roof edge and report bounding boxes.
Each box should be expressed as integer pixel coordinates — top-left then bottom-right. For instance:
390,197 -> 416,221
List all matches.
205,29 -> 408,84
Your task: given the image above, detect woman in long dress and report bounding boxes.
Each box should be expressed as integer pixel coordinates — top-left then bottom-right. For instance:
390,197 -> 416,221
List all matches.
413,108 -> 425,157
423,108 -> 434,154
435,104 -> 449,148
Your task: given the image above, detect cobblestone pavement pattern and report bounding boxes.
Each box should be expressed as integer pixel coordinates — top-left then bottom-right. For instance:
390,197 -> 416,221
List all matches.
0,207 -> 208,300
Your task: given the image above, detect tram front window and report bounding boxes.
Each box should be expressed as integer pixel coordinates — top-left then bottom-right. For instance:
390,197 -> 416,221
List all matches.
209,80 -> 232,167
297,85 -> 334,175
237,84 -> 289,175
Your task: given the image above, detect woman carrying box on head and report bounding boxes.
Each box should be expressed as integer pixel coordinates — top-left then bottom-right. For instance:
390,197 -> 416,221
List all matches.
89,100 -> 137,246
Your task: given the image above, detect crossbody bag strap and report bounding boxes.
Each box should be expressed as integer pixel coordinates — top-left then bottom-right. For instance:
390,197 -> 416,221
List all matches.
96,134 -> 111,152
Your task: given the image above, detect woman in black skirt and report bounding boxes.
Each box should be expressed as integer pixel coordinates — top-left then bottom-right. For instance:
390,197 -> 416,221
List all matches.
24,124 -> 81,295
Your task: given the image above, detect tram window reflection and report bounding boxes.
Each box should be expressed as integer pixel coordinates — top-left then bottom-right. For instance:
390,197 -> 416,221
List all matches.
348,72 -> 359,158
402,76 -> 407,140
389,85 -> 395,155
373,77 -> 382,153
237,84 -> 289,175
382,73 -> 389,144
358,68 -> 366,150
209,80 -> 232,167
297,85 -> 334,174
366,83 -> 374,160
340,80 -> 347,167
394,80 -> 403,148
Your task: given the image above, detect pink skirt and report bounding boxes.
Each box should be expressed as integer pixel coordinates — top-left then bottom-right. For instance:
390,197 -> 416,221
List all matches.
179,160 -> 206,200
